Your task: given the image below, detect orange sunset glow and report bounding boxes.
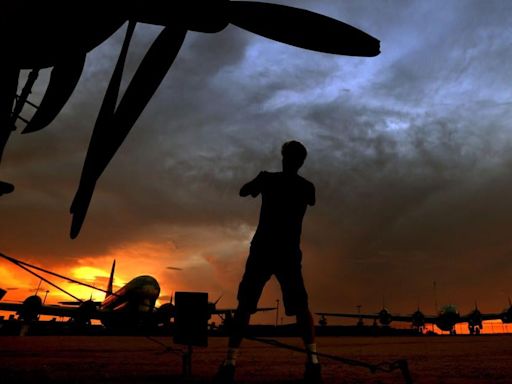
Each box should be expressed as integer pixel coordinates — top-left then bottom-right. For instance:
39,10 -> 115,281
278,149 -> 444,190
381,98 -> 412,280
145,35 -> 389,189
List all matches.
0,233 -> 277,324
1,237 -> 232,304
2,244 -> 512,334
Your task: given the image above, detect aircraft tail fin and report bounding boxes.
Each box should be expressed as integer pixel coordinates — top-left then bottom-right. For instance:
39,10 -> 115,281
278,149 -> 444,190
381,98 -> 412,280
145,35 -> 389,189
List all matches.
106,260 -> 116,298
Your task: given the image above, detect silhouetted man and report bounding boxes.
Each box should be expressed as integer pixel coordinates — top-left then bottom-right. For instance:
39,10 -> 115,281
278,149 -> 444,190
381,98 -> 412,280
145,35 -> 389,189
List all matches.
214,140 -> 321,383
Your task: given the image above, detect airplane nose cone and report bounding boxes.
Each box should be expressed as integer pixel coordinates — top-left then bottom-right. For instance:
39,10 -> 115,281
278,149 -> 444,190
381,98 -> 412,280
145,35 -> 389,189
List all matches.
142,284 -> 160,298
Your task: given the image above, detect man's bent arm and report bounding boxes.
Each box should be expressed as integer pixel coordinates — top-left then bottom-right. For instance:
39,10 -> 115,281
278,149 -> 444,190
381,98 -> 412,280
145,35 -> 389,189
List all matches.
240,172 -> 264,197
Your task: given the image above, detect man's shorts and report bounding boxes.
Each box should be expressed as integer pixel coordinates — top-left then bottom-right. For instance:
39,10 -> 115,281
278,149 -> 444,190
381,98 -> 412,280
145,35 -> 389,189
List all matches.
236,247 -> 309,316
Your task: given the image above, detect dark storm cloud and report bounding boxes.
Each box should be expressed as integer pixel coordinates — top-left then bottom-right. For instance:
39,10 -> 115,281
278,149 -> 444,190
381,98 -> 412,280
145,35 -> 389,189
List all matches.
2,1 -> 512,315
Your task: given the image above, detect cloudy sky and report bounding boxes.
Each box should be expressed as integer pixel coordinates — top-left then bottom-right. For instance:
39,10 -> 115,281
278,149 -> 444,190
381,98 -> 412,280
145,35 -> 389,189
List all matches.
1,0 -> 512,325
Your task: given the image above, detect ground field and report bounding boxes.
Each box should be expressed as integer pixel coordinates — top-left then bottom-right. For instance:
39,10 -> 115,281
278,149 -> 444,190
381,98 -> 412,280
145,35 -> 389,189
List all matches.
0,335 -> 511,383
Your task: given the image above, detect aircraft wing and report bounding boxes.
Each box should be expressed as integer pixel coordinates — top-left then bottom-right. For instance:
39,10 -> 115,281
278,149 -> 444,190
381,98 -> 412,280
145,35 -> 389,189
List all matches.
0,301 -> 86,319
460,312 -> 505,322
0,302 -> 26,313
392,314 -> 440,322
316,312 -> 379,320
316,312 -> 439,323
211,307 -> 276,316
387,314 -> 417,322
480,313 -> 506,321
58,301 -> 103,306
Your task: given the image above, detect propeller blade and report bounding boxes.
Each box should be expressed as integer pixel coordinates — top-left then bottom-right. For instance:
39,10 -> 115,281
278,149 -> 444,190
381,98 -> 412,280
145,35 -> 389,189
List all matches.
69,21 -> 137,239
69,181 -> 95,239
0,66 -> 19,162
228,1 -> 380,57
102,25 -> 187,161
22,53 -> 86,134
70,26 -> 187,238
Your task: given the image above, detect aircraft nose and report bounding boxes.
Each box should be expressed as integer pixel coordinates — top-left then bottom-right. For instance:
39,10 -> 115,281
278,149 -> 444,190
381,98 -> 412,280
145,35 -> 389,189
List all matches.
141,283 -> 160,298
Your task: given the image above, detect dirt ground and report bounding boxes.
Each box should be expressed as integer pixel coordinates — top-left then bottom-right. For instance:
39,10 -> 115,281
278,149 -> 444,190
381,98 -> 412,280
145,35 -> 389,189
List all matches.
0,335 -> 511,383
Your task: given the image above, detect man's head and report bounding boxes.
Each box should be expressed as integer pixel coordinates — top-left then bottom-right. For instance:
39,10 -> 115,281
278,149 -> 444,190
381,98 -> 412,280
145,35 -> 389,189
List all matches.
281,140 -> 307,174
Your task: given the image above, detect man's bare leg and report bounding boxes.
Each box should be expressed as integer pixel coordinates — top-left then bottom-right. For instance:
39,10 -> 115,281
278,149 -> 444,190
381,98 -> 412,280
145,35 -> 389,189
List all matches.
296,309 -> 319,363
297,308 -> 322,383
225,309 -> 251,365
213,308 -> 251,383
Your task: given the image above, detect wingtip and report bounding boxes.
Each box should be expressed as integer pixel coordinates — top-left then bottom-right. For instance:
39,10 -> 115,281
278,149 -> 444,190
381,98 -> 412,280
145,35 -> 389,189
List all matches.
0,180 -> 15,196
351,39 -> 380,57
228,1 -> 381,58
69,215 -> 83,239
371,40 -> 381,57
21,123 -> 44,134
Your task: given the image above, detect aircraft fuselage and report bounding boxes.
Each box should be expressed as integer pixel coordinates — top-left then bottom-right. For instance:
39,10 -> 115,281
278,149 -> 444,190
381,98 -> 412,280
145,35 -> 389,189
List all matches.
99,275 -> 160,328
435,305 -> 460,332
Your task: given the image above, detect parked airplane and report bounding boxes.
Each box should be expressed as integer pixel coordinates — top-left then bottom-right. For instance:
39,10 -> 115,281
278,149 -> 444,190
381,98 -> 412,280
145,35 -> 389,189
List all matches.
317,302 -> 512,335
0,252 -> 273,330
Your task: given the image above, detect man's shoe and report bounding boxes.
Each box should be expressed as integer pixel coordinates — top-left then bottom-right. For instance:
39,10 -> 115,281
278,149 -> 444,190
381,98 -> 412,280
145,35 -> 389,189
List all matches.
304,362 -> 322,384
213,363 -> 235,384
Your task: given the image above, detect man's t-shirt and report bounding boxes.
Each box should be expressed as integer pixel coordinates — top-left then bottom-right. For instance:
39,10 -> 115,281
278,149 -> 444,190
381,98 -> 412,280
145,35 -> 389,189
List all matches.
242,171 -> 315,252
